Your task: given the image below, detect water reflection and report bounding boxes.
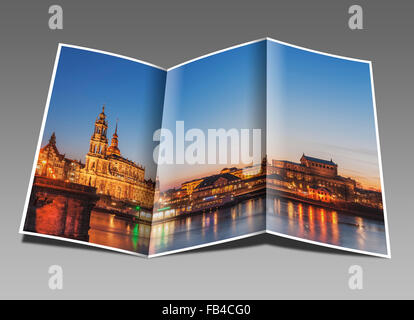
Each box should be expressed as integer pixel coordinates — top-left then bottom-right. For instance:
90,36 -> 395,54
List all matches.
87,195 -> 387,256
148,198 -> 266,255
267,196 -> 387,255
89,210 -> 150,254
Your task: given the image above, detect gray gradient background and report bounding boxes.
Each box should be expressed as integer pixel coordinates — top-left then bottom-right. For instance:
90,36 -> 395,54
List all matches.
0,0 -> 412,299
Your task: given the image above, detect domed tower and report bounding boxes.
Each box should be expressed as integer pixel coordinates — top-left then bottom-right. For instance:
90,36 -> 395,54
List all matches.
107,120 -> 121,156
88,105 -> 108,157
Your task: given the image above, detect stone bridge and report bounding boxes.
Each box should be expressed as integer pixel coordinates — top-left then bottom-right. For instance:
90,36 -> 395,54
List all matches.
24,176 -> 99,241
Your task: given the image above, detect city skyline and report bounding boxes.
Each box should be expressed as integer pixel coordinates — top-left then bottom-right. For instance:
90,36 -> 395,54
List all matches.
41,42 -> 382,191
156,39 -> 382,191
41,46 -> 166,180
158,152 -> 381,192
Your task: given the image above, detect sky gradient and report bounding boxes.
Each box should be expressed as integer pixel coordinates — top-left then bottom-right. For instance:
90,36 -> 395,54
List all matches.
267,40 -> 381,190
40,42 -> 382,191
158,40 -> 382,191
157,41 -> 267,190
41,46 -> 166,180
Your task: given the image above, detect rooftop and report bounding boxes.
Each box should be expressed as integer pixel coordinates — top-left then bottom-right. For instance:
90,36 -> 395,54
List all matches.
302,154 -> 337,166
196,173 -> 240,189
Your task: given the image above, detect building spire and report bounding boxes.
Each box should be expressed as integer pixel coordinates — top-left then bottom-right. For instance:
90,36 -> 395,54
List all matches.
98,105 -> 106,121
49,132 -> 56,145
107,119 -> 121,156
89,106 -> 108,156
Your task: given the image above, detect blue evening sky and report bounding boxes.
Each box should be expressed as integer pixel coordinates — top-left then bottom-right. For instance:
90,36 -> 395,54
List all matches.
158,39 -> 381,190
41,46 -> 166,180
40,42 -> 381,190
267,40 -> 381,189
158,41 -> 266,190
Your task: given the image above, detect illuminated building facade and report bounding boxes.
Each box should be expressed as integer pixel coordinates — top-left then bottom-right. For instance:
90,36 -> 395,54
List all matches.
36,132 -> 82,182
36,106 -> 155,209
269,154 -> 356,201
308,185 -> 333,203
155,161 -> 267,219
157,153 -> 382,218
78,106 -> 155,208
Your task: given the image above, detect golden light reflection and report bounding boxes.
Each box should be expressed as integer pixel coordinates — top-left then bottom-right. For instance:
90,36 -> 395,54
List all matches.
246,200 -> 253,215
298,203 -> 304,235
246,200 -> 254,229
332,211 -> 338,224
231,207 -> 237,234
201,213 -> 206,238
109,214 -> 115,228
186,217 -> 191,241
231,208 -> 236,220
320,208 -> 325,224
308,206 -> 315,239
319,208 -> 327,243
287,201 -> 294,218
355,216 -> 365,249
213,211 -> 218,236
331,211 -> 339,245
287,201 -> 294,231
89,211 -> 150,253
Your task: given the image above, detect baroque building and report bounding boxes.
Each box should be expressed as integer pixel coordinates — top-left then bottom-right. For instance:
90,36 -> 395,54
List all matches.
268,154 -> 356,201
78,106 -> 155,209
36,106 -> 155,209
36,132 -> 82,182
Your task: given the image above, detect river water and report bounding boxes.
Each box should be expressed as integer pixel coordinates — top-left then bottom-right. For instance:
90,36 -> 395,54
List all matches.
88,196 -> 387,256
267,196 -> 388,255
89,198 -> 266,255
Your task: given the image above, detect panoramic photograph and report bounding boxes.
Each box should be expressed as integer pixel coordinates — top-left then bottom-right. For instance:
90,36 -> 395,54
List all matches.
265,40 -> 388,256
21,45 -> 166,255
20,40 -> 389,258
151,40 -> 267,256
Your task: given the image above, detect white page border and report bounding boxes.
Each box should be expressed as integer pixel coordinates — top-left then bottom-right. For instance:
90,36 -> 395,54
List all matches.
19,40 -> 390,259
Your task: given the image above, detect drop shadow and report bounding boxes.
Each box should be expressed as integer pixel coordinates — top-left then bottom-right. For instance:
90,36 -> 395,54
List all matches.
21,234 -> 128,257
179,233 -> 370,257
22,232 -> 377,258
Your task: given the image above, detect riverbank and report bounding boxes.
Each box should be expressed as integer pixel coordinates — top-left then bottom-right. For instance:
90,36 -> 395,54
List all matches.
267,188 -> 384,221
93,206 -> 152,225
93,185 -> 384,225
154,186 -> 384,224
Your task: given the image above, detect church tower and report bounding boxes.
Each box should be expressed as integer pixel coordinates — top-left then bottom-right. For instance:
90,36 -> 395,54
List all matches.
88,105 -> 108,157
107,120 -> 121,156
